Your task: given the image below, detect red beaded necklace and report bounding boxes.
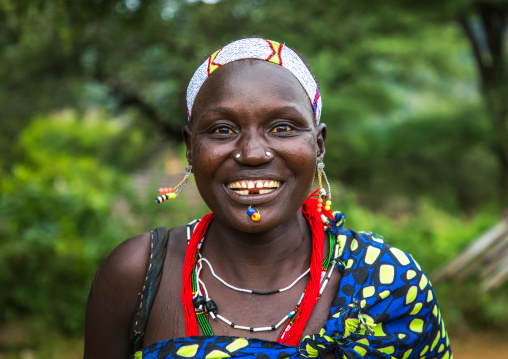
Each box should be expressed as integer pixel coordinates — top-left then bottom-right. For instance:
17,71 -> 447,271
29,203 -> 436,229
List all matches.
181,196 -> 325,346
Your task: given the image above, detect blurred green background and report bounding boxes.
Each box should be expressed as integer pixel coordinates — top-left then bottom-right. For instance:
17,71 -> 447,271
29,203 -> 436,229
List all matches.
1,0 -> 508,357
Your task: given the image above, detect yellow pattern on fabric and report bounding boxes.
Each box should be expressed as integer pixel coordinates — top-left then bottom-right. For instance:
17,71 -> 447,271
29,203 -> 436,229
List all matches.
353,345 -> 367,357
205,350 -> 230,359
402,349 -> 412,359
409,318 -> 424,333
410,302 -> 423,315
305,343 -> 319,358
226,338 -> 249,352
357,338 -> 369,346
351,239 -> 359,251
420,345 -> 429,356
362,286 -> 375,298
379,264 -> 395,284
134,351 -> 143,359
431,332 -> 440,351
419,274 -> 429,290
379,290 -> 390,300
177,344 -> 199,357
365,246 -> 381,265
373,322 -> 387,337
378,346 -> 394,354
406,270 -> 416,280
427,289 -> 434,302
390,247 -> 410,265
405,286 -> 417,305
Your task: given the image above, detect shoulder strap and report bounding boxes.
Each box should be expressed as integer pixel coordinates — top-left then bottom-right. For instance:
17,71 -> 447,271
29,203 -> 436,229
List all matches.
129,227 -> 169,353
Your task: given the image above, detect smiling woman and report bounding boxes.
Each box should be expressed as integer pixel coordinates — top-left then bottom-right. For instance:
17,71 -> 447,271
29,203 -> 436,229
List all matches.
84,38 -> 452,359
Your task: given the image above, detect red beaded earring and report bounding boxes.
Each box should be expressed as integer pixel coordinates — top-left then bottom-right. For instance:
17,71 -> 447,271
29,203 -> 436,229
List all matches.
316,161 -> 332,213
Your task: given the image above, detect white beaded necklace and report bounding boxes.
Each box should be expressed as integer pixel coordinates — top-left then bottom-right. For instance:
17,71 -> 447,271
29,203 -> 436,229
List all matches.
198,257 -> 311,295
187,219 -> 340,333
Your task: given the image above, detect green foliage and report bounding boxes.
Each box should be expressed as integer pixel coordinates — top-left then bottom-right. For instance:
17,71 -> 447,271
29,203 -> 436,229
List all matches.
0,111 -> 148,332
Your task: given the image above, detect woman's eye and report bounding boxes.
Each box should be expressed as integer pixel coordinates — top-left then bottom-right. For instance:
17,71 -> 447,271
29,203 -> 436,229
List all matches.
214,126 -> 234,134
271,125 -> 292,133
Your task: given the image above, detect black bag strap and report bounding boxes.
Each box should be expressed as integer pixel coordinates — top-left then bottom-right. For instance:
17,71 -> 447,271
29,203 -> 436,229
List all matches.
129,227 -> 169,353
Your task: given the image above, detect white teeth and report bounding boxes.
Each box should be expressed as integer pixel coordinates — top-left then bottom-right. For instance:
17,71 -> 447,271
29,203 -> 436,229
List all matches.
227,180 -> 281,193
259,189 -> 274,194
228,182 -> 239,189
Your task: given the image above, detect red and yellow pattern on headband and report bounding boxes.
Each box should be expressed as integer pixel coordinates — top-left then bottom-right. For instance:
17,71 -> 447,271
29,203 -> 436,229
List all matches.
265,40 -> 283,66
207,48 -> 223,76
186,38 -> 322,123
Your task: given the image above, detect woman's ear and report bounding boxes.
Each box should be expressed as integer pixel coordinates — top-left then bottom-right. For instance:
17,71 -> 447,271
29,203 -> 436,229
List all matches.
316,123 -> 327,162
183,124 -> 192,166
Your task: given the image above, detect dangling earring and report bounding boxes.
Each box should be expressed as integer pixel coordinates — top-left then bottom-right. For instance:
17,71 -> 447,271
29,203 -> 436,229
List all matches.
316,161 -> 332,212
155,165 -> 192,203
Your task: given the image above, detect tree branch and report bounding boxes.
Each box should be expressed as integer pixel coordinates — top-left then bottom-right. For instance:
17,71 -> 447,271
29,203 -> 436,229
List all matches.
458,14 -> 487,89
92,68 -> 182,141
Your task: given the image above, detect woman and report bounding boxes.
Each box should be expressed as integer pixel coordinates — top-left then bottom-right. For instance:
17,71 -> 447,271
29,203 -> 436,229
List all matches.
84,38 -> 452,359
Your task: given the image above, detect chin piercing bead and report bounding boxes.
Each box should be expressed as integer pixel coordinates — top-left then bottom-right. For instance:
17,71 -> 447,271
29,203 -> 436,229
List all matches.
247,206 -> 261,221
265,151 -> 272,157
235,153 -> 241,158
247,207 -> 256,216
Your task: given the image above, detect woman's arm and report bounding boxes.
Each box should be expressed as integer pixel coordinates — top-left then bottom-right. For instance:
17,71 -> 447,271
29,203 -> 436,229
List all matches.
84,233 -> 150,359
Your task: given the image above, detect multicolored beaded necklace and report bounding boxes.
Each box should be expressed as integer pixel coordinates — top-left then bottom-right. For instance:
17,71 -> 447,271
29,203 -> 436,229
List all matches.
181,193 -> 341,346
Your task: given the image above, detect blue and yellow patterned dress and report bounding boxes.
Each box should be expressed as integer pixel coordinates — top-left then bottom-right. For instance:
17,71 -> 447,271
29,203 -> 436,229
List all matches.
131,214 -> 452,359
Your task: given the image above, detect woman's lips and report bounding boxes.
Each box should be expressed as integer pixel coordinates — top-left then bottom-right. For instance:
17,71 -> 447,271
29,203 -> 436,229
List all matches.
227,180 -> 281,196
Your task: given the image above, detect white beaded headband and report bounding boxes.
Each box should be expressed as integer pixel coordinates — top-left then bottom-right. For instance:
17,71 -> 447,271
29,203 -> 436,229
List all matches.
186,38 -> 322,123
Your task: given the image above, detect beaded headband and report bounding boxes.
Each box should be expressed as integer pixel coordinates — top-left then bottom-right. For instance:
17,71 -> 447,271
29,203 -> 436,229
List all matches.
185,38 -> 322,123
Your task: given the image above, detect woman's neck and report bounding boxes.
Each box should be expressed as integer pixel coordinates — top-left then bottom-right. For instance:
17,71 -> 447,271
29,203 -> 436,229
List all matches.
199,210 -> 313,289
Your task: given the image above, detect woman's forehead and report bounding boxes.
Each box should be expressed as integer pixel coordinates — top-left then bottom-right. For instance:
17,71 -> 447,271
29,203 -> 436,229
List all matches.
191,60 -> 315,124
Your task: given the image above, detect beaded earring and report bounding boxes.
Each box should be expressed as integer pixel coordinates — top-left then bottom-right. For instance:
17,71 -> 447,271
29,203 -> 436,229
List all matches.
316,161 -> 332,213
155,165 -> 192,203
247,206 -> 261,221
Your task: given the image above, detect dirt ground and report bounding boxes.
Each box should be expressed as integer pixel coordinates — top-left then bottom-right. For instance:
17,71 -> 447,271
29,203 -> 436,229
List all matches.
450,331 -> 508,359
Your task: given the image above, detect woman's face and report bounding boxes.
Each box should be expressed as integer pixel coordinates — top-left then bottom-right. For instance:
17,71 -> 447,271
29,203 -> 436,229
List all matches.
184,59 -> 326,233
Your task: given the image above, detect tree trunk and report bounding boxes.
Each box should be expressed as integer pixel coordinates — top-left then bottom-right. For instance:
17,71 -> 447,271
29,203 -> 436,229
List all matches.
459,3 -> 508,205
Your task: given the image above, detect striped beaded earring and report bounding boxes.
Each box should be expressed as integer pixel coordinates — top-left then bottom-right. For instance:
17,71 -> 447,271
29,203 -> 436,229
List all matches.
155,165 -> 192,203
316,161 -> 332,213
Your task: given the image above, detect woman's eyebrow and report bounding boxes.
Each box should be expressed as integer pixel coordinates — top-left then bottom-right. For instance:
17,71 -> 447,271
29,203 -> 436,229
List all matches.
200,106 -> 237,118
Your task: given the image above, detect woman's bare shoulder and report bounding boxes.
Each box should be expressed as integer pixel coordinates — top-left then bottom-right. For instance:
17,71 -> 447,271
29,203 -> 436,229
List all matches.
99,232 -> 152,282
84,232 -> 152,359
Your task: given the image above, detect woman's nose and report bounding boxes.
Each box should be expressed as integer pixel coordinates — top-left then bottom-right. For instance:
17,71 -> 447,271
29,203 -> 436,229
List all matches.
235,133 -> 273,166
